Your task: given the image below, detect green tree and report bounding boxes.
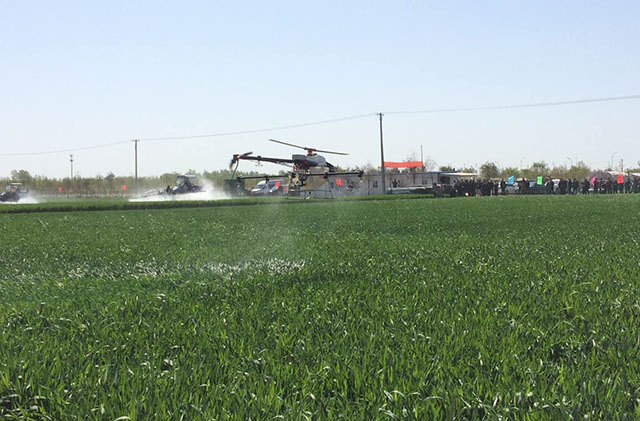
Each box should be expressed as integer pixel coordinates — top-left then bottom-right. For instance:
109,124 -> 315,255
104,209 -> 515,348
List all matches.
522,161 -> 549,179
550,165 -> 568,179
501,167 -> 520,179
10,169 -> 33,184
479,162 -> 500,179
105,172 -> 116,195
567,161 -> 591,180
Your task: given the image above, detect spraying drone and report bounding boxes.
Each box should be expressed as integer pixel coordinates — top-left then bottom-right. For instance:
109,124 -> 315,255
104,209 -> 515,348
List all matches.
229,139 -> 363,191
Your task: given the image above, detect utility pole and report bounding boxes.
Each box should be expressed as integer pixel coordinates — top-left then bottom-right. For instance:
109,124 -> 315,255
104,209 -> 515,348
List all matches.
377,112 -> 386,194
420,144 -> 424,170
133,139 -> 139,192
69,154 -> 74,179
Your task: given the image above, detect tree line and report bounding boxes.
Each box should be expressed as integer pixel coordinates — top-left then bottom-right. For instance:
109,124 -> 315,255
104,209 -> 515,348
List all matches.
3,160 -> 640,196
476,161 -> 640,181
1,169 -> 263,197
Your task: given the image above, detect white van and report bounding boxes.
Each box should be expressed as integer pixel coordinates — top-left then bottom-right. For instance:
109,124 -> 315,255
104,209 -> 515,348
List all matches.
251,180 -> 283,196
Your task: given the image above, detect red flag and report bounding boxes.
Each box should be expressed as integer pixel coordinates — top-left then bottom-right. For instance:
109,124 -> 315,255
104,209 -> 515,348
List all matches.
275,181 -> 280,189
58,186 -> 63,193
122,184 -> 127,191
617,174 -> 624,184
336,178 -> 342,187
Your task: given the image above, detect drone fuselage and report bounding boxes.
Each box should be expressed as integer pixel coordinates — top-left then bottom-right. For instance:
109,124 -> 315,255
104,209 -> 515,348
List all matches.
292,154 -> 335,171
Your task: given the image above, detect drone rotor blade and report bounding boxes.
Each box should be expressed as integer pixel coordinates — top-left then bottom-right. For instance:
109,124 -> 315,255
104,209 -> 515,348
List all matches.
269,139 -> 348,155
268,138 -> 307,150
229,159 -> 240,178
269,139 -> 316,151
313,148 -> 349,156
230,151 -> 253,168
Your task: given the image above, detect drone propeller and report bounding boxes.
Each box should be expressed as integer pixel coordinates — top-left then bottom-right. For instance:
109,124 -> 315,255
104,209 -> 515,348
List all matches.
230,151 -> 253,167
229,151 -> 253,177
269,139 -> 348,156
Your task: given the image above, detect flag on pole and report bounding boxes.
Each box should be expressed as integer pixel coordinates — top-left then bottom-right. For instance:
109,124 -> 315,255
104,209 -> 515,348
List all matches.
617,174 -> 624,184
507,176 -> 515,185
537,176 -> 543,185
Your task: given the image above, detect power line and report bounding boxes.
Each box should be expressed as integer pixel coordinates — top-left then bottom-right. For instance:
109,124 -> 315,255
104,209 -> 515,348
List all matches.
0,139 -> 130,157
385,94 -> 640,115
0,113 -> 374,157
2,94 -> 639,156
138,113 -> 375,141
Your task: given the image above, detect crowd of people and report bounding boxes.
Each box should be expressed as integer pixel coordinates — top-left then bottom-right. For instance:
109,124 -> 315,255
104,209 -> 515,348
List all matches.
449,177 -> 640,197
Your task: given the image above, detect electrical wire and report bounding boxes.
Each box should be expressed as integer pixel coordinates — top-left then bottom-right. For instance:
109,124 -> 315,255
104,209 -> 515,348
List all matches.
385,94 -> 640,115
0,140 -> 131,157
2,94 -> 639,156
138,113 -> 375,141
0,113 -> 374,156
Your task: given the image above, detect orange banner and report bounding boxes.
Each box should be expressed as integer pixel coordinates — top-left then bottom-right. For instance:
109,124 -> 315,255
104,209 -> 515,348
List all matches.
384,161 -> 423,169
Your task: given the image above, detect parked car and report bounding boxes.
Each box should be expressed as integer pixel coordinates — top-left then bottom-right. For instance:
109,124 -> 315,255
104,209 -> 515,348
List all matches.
251,180 -> 283,196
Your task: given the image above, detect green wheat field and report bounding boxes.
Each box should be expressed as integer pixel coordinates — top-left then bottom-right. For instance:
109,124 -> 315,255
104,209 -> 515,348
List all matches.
1,195 -> 639,419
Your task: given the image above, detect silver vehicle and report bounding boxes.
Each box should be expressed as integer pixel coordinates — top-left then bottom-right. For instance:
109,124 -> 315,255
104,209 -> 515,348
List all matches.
251,180 -> 283,196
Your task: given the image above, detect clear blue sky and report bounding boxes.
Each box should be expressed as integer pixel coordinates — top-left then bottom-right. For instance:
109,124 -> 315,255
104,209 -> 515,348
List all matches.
1,0 -> 639,178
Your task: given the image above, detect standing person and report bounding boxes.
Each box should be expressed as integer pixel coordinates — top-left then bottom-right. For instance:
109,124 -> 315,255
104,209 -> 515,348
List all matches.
582,179 -> 589,195
617,175 -> 624,193
500,179 -> 506,195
